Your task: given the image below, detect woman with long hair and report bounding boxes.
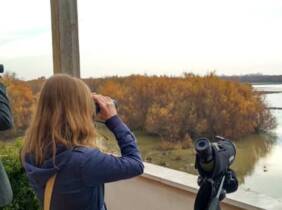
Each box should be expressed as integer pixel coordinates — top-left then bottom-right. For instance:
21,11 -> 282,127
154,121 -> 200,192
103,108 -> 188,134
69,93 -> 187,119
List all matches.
21,74 -> 144,210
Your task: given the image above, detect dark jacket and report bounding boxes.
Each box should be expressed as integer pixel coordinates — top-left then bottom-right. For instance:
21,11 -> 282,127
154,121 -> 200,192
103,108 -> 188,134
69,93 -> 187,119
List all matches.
24,115 -> 144,210
0,83 -> 13,207
0,84 -> 13,130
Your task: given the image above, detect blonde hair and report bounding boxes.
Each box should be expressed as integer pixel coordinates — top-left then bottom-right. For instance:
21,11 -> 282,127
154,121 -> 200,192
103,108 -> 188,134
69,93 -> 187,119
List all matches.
22,74 -> 96,165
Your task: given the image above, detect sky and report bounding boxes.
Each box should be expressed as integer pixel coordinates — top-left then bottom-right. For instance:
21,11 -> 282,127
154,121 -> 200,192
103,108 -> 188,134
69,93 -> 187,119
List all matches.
0,0 -> 282,80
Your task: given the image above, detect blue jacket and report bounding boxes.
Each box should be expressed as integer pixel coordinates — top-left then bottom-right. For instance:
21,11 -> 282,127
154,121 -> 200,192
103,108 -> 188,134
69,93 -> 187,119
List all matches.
24,116 -> 144,210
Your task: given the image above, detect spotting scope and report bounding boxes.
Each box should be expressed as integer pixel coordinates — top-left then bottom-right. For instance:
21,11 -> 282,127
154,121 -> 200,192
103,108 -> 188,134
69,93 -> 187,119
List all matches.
194,136 -> 238,210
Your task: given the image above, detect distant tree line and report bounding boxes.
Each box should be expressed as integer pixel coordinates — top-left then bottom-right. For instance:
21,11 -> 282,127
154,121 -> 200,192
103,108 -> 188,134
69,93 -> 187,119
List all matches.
1,73 -> 275,142
221,74 -> 282,84
84,74 -> 275,141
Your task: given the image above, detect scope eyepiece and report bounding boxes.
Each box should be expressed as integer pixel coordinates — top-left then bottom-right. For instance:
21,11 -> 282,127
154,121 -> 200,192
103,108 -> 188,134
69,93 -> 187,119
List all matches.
195,138 -> 213,162
0,64 -> 4,73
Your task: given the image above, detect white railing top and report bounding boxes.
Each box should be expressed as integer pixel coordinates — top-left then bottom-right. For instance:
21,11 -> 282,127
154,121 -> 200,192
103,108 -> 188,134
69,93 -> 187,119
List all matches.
143,162 -> 282,210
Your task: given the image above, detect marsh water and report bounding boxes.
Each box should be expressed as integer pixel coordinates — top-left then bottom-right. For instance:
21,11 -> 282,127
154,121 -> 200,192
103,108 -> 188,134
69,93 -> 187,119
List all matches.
239,84 -> 282,200
100,84 -> 282,200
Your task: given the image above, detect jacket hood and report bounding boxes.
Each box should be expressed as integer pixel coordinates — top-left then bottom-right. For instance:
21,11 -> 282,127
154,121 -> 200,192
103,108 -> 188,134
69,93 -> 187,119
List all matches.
24,145 -> 72,187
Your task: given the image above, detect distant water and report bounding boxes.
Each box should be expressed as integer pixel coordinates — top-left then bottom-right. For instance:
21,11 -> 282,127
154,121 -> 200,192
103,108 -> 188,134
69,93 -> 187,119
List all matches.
238,84 -> 282,200
254,84 -> 282,108
254,84 -> 282,94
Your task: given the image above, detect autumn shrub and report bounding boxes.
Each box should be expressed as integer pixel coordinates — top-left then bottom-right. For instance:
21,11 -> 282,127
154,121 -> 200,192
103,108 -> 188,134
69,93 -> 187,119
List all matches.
86,74 -> 275,141
1,73 -> 34,139
27,74 -> 275,141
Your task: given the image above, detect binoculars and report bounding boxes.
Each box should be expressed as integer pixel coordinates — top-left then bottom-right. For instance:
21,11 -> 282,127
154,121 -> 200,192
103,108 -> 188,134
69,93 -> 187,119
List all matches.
95,99 -> 118,114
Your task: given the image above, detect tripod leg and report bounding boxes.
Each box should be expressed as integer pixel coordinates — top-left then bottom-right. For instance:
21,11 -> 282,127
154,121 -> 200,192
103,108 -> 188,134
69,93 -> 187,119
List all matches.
208,176 -> 225,210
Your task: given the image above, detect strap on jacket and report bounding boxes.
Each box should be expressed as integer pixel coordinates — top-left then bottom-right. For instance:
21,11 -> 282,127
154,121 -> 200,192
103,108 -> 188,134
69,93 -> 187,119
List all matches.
44,174 -> 57,210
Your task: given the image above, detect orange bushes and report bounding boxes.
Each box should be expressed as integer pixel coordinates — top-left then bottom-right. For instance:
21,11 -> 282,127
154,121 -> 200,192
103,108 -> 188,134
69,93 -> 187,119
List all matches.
1,73 -> 34,135
26,73 -> 276,141
85,74 -> 276,141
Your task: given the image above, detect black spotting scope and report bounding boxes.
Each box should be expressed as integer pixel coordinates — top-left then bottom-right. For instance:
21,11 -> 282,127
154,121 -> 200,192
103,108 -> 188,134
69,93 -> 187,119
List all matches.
194,136 -> 238,210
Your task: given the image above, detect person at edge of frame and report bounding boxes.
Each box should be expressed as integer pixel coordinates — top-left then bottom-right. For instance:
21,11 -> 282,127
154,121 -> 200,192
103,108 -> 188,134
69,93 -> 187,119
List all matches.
0,68 -> 14,207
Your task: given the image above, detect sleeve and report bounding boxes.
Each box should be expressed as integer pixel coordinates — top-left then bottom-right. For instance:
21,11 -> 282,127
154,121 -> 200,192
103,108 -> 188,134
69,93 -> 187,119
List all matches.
0,84 -> 13,131
0,161 -> 13,207
81,115 -> 144,186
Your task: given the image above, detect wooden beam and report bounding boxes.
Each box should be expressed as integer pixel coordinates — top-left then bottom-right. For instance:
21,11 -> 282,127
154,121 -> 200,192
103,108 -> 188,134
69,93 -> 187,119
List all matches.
50,0 -> 80,78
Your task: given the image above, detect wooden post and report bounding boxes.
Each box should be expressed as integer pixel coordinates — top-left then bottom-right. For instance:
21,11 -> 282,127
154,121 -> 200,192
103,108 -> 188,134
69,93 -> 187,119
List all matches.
50,0 -> 80,78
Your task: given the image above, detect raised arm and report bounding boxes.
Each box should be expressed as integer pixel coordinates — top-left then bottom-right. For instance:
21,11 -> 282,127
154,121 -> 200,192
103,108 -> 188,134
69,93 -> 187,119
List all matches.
81,115 -> 144,186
